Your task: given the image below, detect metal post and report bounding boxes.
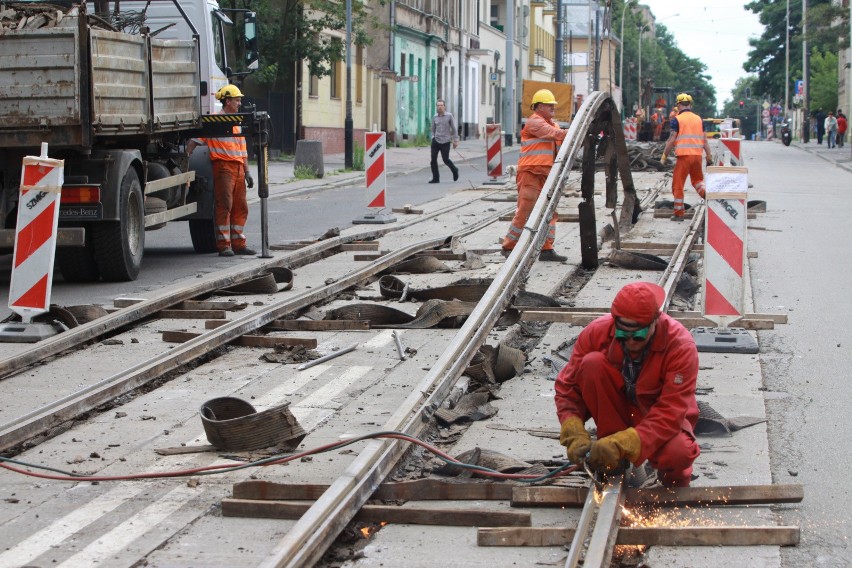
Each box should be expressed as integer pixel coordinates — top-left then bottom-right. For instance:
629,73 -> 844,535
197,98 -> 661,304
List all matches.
344,0 -> 353,169
784,0 -> 789,120
849,0 -> 851,158
802,0 -> 809,143
504,0 -> 514,147
555,0 -> 564,83
254,112 -> 272,258
619,1 -> 628,117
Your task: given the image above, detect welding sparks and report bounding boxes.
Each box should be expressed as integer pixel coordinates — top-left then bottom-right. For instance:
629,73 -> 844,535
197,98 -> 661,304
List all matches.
358,522 -> 388,539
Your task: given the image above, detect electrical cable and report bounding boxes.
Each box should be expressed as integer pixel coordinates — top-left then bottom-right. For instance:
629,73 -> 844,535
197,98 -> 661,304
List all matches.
0,430 -> 579,484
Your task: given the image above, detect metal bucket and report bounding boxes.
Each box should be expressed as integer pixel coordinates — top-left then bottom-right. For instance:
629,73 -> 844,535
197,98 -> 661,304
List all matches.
200,397 -> 306,451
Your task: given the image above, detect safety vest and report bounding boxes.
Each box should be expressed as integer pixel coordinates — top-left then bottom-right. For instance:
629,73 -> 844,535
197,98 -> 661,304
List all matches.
206,112 -> 247,163
518,114 -> 558,169
674,111 -> 704,156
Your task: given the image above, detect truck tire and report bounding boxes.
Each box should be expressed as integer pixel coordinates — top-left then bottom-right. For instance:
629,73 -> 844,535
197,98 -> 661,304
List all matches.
56,233 -> 100,282
92,168 -> 145,281
189,218 -> 217,253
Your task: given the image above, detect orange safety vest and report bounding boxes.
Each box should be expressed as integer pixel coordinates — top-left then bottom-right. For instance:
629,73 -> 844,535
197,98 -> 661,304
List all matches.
518,114 -> 559,169
674,111 -> 704,156
205,112 -> 247,163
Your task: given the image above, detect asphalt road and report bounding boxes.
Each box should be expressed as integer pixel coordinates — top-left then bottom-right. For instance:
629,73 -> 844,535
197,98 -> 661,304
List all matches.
745,141 -> 851,566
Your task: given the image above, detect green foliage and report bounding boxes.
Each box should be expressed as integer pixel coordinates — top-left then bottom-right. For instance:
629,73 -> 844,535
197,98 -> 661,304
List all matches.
810,48 -> 838,112
246,0 -> 386,88
396,133 -> 430,148
293,164 -> 319,179
353,141 -> 364,171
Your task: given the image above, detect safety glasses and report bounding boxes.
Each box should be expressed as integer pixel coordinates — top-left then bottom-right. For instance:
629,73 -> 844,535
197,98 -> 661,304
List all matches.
614,324 -> 651,342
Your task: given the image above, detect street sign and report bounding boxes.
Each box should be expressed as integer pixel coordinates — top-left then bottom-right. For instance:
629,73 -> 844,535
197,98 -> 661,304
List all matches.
762,117 -> 770,125
762,109 -> 770,118
762,101 -> 770,110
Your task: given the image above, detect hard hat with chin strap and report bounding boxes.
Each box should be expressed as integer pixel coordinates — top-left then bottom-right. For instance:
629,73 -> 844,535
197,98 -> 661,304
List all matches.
531,89 -> 558,109
216,84 -> 244,101
676,93 -> 693,105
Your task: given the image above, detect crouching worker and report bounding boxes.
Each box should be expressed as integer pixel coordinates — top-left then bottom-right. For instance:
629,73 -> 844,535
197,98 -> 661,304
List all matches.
554,281 -> 700,487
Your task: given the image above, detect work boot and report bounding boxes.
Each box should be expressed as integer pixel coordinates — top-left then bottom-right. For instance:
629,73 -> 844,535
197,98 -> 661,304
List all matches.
539,250 -> 567,262
428,179 -> 440,184
234,247 -> 257,255
500,248 -> 512,258
219,247 -> 235,257
670,215 -> 685,222
452,169 -> 459,181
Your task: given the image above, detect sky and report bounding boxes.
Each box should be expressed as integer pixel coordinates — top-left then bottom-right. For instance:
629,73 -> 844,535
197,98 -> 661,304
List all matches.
638,0 -> 765,110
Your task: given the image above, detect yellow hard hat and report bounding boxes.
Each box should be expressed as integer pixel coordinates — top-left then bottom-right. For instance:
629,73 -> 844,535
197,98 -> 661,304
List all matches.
676,93 -> 693,105
216,84 -> 244,101
531,89 -> 558,109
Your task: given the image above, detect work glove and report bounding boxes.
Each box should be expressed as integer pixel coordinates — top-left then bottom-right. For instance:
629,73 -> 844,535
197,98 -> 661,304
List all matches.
706,156 -> 713,167
559,416 -> 592,464
245,173 -> 254,189
660,153 -> 667,163
588,427 -> 641,473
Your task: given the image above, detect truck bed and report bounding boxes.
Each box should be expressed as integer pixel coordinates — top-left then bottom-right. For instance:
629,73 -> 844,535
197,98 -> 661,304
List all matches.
0,13 -> 199,150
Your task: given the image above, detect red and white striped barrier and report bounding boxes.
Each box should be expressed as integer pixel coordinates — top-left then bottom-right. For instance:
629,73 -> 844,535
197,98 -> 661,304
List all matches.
8,143 -> 64,323
623,118 -> 637,141
719,137 -> 744,166
486,123 -> 503,178
702,166 -> 748,328
365,131 -> 386,208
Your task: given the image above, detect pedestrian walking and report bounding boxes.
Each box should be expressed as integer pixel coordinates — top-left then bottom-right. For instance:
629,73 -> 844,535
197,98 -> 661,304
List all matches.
501,89 -> 568,262
660,93 -> 713,221
428,99 -> 459,183
187,85 -> 256,257
837,110 -> 847,149
825,112 -> 838,149
814,108 -> 826,144
556,281 -> 701,487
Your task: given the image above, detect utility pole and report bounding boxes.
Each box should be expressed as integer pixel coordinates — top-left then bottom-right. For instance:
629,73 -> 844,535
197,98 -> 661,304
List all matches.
555,0 -> 564,83
344,0 -> 353,169
784,0 -> 789,120
459,2 -> 466,139
504,0 -> 515,146
802,0 -> 809,143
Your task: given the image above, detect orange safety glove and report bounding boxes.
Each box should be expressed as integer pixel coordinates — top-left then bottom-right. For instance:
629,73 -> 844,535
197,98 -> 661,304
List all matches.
588,428 -> 642,472
559,416 -> 591,464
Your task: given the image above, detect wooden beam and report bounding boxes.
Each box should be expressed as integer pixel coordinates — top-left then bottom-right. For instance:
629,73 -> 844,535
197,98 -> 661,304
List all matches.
338,242 -> 380,251
477,526 -> 800,547
518,310 -> 776,329
221,498 -> 531,527
157,309 -> 228,320
391,205 -> 425,214
500,213 -> 579,223
353,253 -> 388,261
233,479 -> 514,501
270,241 -> 318,251
161,331 -> 317,348
264,319 -> 370,331
511,484 -> 804,508
413,250 -> 467,260
178,300 -> 244,311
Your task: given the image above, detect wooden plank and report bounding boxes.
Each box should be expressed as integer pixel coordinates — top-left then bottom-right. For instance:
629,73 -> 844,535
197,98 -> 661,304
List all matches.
205,320 -> 228,329
338,242 -> 380,251
221,499 -> 531,527
233,479 -> 514,502
676,311 -> 788,324
413,250 -> 467,260
518,310 -> 776,329
113,297 -> 147,308
391,205 -> 425,214
500,213 -> 579,223
353,253 -> 385,261
477,526 -> 800,547
511,484 -> 804,508
178,300 -> 244,311
264,319 -> 370,331
270,241 -> 318,251
162,331 -> 317,348
157,309 -> 227,320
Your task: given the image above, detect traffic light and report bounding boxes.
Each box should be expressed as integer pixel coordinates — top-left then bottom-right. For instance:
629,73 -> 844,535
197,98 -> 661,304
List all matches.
739,101 -> 744,109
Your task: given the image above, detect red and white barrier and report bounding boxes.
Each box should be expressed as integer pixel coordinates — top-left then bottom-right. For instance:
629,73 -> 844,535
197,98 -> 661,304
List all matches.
486,123 -> 503,178
719,138 -> 744,166
8,143 -> 64,323
623,118 -> 637,141
702,166 -> 748,328
365,131 -> 386,208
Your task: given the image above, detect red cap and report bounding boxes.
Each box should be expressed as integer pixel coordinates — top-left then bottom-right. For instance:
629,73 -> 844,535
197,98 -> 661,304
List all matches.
611,282 -> 665,324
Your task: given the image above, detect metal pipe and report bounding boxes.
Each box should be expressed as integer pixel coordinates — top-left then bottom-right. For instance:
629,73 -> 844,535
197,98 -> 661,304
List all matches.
344,0 -> 353,168
392,331 -> 405,360
297,344 -> 358,371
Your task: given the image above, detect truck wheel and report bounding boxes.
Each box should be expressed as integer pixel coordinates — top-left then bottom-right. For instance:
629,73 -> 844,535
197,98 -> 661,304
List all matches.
189,218 -> 217,253
92,168 -> 145,281
56,232 -> 100,282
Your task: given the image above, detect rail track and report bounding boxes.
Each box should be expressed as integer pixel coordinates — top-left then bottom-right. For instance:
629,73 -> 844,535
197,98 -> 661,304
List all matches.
0,93 -> 784,568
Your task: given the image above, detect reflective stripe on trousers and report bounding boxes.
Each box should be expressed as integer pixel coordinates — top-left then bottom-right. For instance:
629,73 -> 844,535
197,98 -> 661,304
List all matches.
212,160 -> 249,251
671,155 -> 705,216
502,170 -> 558,250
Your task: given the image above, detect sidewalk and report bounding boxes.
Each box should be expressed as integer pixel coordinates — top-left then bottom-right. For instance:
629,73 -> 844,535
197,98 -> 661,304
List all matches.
790,139 -> 852,174
256,138 -> 495,203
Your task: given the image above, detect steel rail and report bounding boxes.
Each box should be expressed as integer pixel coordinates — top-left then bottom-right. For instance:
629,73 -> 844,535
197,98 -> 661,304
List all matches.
259,91 -> 630,568
0,205 -> 513,452
0,193 -> 502,383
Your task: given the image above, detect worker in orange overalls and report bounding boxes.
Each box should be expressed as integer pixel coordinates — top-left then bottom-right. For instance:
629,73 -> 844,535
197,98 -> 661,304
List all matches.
555,281 -> 701,487
501,89 -> 567,261
187,85 -> 256,256
652,108 -> 663,141
660,93 -> 713,221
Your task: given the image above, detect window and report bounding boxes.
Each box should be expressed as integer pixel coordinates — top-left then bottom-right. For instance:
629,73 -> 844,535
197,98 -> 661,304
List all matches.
401,52 -> 406,76
330,60 -> 341,99
309,72 -> 319,97
481,64 -> 486,104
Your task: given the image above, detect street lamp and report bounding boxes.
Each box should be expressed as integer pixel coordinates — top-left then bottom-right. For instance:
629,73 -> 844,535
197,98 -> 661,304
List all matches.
619,0 -> 636,117
637,14 -> 678,120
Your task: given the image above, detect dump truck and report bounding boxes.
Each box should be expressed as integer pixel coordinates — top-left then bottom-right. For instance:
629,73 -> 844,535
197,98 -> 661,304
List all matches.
0,0 -> 258,281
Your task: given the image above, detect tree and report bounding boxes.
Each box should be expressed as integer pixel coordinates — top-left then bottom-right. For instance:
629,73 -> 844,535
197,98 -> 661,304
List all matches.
810,47 -> 838,112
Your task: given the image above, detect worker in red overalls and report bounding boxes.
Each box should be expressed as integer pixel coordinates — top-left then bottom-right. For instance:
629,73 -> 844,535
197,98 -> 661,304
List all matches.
501,89 -> 567,261
660,93 -> 713,221
187,85 -> 256,256
652,108 -> 663,141
555,281 -> 700,487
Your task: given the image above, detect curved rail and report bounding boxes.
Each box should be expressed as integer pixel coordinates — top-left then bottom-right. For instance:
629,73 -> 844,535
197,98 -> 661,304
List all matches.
260,91 -> 638,568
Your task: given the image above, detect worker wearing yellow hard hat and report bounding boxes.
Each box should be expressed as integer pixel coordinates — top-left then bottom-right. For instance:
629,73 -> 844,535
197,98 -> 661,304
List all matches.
660,93 -> 713,221
501,88 -> 568,262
